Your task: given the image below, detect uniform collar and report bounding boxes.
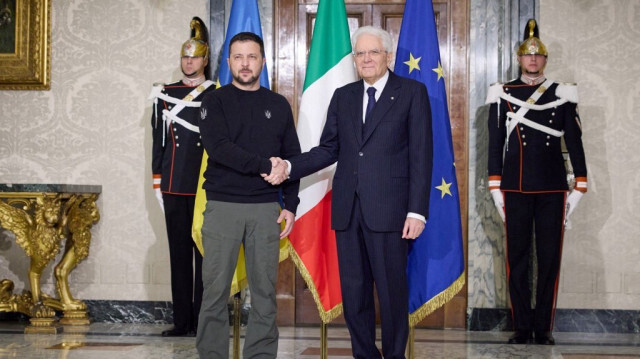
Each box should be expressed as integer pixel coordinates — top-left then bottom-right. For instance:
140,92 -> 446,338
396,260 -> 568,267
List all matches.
182,75 -> 206,87
520,74 -> 546,86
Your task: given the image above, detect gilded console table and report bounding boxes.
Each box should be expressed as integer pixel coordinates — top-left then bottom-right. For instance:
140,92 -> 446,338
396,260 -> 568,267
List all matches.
0,184 -> 101,333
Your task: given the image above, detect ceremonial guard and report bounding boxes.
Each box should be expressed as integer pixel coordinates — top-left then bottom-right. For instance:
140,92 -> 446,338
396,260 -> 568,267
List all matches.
486,19 -> 588,345
149,17 -> 215,337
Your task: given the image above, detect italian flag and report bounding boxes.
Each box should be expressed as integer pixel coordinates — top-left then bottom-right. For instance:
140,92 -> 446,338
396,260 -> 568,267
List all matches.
288,0 -> 357,323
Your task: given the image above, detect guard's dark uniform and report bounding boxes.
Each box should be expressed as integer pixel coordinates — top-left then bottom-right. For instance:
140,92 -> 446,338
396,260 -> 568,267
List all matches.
487,78 -> 587,334
151,80 -> 214,333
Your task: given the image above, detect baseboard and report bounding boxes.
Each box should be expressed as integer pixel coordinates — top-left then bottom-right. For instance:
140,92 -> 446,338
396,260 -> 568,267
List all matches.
2,302 -> 638,333
468,308 -> 640,333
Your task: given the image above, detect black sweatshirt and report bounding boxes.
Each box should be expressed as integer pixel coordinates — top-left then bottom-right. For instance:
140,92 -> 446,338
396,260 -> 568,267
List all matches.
199,84 -> 301,213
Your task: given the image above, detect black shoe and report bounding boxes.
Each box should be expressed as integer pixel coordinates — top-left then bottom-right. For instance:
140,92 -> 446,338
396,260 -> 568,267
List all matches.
162,327 -> 192,337
508,330 -> 532,344
534,331 -> 555,345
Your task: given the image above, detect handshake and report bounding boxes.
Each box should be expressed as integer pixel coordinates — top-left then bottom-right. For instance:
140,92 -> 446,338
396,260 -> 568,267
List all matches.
261,157 -> 289,186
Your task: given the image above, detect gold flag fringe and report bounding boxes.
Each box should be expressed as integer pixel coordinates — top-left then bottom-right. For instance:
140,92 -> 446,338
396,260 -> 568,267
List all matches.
409,272 -> 466,327
288,245 -> 343,323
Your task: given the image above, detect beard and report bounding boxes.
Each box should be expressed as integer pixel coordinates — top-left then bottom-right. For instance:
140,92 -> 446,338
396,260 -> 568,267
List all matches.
232,71 -> 260,87
233,75 -> 260,86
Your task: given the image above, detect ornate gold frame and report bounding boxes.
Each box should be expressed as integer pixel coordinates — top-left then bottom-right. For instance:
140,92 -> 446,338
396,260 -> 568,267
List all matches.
0,0 -> 51,90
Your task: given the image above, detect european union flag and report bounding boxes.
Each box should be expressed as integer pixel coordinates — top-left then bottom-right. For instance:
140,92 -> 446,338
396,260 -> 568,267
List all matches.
394,0 -> 465,326
218,0 -> 270,89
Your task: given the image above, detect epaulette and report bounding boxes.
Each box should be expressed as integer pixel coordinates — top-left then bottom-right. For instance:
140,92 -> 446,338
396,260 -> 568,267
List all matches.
485,82 -> 504,104
555,82 -> 578,103
148,82 -> 165,100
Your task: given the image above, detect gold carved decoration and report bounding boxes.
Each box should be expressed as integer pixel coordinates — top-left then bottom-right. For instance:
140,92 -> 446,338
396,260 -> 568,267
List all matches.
0,190 -> 100,333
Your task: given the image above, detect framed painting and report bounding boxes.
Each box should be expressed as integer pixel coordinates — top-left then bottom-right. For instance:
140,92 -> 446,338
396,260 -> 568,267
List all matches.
0,0 -> 50,90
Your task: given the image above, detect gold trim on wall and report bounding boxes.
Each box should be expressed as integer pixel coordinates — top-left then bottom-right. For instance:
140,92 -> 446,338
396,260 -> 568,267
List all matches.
0,0 -> 50,90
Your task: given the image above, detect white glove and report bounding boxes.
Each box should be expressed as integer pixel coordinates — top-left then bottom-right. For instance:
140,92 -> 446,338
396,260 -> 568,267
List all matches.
564,190 -> 583,229
490,189 -> 505,222
155,188 -> 164,213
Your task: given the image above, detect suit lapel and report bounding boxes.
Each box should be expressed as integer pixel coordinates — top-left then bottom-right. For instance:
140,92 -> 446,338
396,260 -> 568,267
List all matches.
362,71 -> 400,144
351,82 -> 364,146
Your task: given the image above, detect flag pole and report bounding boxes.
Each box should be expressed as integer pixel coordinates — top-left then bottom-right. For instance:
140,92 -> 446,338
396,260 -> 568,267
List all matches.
405,325 -> 415,359
321,322 -> 328,359
233,293 -> 241,359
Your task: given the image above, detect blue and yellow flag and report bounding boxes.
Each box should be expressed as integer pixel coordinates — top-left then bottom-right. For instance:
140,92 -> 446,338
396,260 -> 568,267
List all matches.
394,0 -> 465,326
192,0 -> 288,297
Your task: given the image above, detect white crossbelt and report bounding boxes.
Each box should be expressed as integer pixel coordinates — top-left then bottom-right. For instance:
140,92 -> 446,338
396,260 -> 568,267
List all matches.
503,79 -> 564,149
506,112 -> 564,137
162,110 -> 201,133
148,80 -> 214,146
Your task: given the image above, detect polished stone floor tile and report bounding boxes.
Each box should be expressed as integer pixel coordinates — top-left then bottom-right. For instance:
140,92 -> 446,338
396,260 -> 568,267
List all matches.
0,322 -> 638,358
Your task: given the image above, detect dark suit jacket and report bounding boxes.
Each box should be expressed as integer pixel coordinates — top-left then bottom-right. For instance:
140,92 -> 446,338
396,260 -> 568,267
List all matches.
289,71 -> 433,232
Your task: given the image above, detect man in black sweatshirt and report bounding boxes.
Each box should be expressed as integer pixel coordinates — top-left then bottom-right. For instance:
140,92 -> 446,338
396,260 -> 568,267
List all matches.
195,32 -> 300,359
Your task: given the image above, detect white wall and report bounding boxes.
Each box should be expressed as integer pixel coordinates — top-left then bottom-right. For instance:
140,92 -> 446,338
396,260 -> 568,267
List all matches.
541,0 -> 640,309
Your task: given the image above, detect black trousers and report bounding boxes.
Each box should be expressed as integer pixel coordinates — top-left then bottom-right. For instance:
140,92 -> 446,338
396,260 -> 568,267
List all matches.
336,196 -> 409,359
504,191 -> 566,332
163,194 -> 203,331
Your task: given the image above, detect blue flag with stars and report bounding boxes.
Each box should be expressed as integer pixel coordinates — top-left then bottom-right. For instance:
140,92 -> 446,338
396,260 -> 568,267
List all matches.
394,0 -> 465,326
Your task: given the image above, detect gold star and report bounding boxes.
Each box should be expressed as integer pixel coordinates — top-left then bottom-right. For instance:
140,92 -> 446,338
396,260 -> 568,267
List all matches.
403,53 -> 421,74
435,177 -> 453,198
433,61 -> 445,81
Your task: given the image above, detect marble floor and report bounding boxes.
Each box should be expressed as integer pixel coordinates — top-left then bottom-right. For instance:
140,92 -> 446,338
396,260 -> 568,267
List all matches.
0,322 -> 639,358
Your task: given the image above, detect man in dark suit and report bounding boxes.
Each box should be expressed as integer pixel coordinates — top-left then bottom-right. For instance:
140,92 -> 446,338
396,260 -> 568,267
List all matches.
266,26 -> 432,359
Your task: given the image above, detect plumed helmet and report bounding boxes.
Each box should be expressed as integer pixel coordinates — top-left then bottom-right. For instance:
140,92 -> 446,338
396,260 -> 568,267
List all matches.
517,19 -> 548,56
181,17 -> 209,58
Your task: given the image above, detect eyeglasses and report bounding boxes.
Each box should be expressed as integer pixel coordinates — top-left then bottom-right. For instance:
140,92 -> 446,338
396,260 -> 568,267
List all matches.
353,49 -> 386,59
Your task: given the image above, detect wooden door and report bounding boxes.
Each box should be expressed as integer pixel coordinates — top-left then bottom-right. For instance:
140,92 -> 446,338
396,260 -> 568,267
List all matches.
274,0 -> 468,329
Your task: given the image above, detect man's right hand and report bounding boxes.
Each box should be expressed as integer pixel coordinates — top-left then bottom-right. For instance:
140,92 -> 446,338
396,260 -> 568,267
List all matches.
155,188 -> 164,213
262,157 -> 289,185
490,189 -> 505,222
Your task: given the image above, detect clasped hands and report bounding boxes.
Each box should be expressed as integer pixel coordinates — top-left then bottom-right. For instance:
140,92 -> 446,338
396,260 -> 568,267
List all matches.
261,157 -> 289,185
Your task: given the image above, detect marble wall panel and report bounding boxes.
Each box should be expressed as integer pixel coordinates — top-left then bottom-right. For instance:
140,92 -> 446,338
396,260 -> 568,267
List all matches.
468,0 -> 537,310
